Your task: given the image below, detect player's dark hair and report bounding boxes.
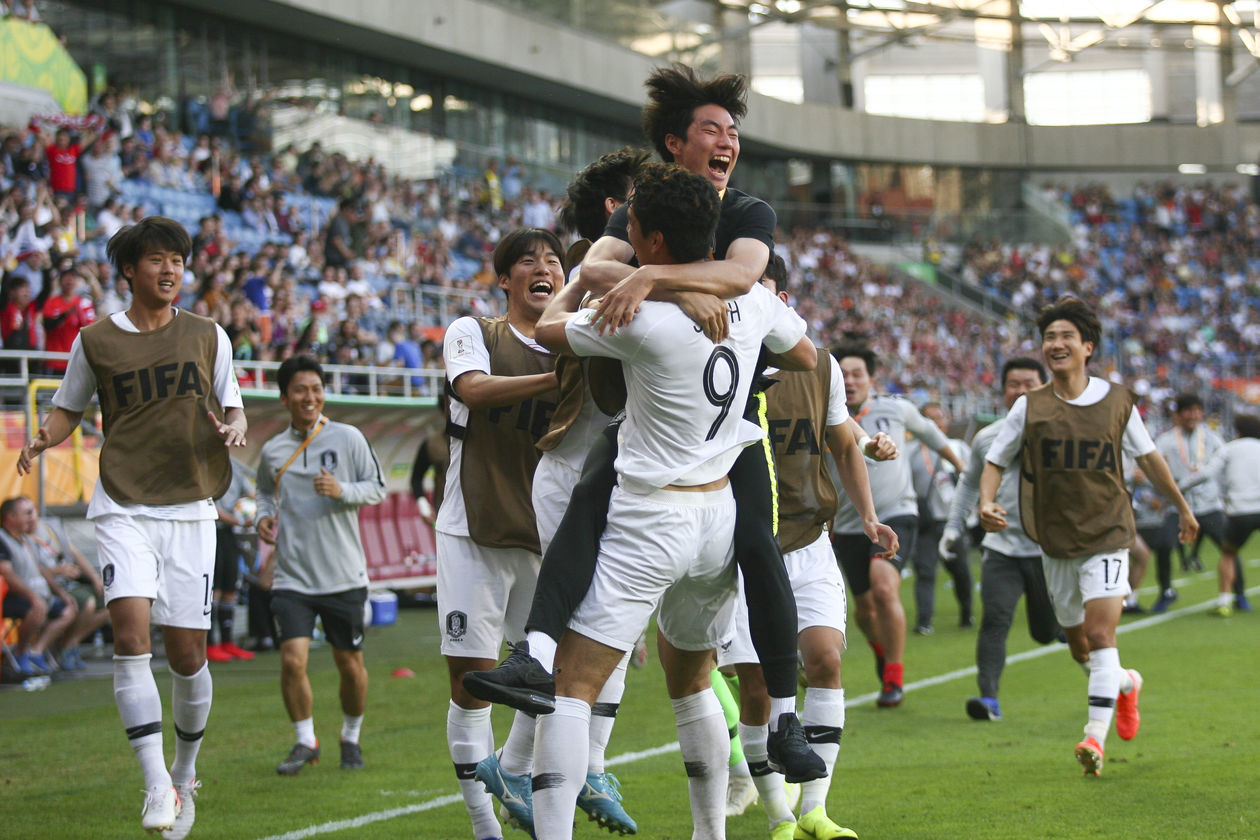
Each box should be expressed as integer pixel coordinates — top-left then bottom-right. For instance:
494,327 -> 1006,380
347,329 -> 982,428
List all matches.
1036,296 -> 1101,362
0,495 -> 30,522
1173,393 -> 1203,413
830,341 -> 878,376
629,162 -> 720,265
559,147 -> 651,241
1235,413 -> 1260,439
642,64 -> 748,163
1001,356 -> 1047,387
763,253 -> 788,290
278,353 -> 325,396
491,228 -> 564,298
106,216 -> 192,275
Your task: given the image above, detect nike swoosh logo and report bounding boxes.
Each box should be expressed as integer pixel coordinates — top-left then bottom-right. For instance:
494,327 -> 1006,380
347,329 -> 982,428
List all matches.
203,608 -> 212,615
352,635 -> 363,646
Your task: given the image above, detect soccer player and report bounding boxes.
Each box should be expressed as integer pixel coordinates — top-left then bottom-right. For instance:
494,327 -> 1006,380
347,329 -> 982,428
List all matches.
1153,394 -> 1248,612
254,354 -> 386,774
829,342 -> 964,707
942,357 -> 1058,721
18,216 -> 247,837
1182,413 -> 1260,616
438,227 -> 564,840
469,65 -> 821,775
532,161 -> 815,840
979,296 -> 1197,776
908,402 -> 973,634
719,256 -> 898,840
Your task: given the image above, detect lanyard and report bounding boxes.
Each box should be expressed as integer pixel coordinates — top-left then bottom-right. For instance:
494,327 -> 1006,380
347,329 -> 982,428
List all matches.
275,416 -> 328,491
921,443 -> 936,476
1175,426 -> 1205,470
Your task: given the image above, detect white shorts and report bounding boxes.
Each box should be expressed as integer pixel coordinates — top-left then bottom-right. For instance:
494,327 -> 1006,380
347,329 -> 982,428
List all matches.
718,532 -> 848,668
532,453 -> 581,554
436,532 -> 541,658
96,515 -> 216,630
1041,548 -> 1131,628
570,483 -> 737,653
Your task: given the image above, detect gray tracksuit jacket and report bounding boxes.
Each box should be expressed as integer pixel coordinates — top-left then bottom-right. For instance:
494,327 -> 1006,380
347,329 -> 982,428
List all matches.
256,418 -> 386,595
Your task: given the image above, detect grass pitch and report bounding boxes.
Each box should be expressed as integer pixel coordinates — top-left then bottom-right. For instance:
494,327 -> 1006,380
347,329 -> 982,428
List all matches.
1,552 -> 1257,840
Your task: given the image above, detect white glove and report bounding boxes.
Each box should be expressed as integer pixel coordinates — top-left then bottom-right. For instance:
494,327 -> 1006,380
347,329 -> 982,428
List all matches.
938,526 -> 961,559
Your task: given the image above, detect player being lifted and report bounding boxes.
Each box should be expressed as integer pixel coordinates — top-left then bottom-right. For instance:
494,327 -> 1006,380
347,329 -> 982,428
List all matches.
980,296 -> 1197,776
532,161 -> 816,840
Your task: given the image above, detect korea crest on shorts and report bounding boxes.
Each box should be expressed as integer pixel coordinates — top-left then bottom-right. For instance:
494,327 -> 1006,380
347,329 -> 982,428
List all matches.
446,610 -> 468,640
102,563 -> 114,587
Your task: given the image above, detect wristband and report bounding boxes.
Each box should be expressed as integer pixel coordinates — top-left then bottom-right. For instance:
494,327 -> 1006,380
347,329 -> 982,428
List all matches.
858,435 -> 873,453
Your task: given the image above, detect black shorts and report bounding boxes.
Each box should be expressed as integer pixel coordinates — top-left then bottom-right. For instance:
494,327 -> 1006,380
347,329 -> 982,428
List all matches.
213,525 -> 241,594
1224,512 -> 1260,552
832,515 -> 918,597
271,588 -> 368,651
2,594 -> 68,621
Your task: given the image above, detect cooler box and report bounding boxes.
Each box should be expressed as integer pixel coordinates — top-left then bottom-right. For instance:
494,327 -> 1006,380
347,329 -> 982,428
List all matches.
369,591 -> 399,626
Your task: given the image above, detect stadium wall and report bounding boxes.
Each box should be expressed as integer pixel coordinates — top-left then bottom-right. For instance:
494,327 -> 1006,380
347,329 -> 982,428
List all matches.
172,0 -> 1260,172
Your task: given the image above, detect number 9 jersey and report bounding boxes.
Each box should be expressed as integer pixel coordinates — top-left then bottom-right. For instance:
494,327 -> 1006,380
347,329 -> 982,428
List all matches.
564,283 -> 807,492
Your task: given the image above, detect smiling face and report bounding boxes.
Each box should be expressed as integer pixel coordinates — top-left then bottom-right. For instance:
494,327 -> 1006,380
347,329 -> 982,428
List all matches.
281,370 -> 325,431
666,104 -> 739,192
123,248 -> 184,310
1002,366 -> 1044,410
839,355 -> 873,411
1174,404 -> 1204,432
1041,318 -> 1092,378
499,242 -> 564,323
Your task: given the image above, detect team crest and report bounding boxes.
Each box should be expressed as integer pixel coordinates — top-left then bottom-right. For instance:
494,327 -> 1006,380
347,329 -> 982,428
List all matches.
320,450 -> 338,471
102,563 -> 114,587
876,417 -> 891,433
446,610 -> 468,639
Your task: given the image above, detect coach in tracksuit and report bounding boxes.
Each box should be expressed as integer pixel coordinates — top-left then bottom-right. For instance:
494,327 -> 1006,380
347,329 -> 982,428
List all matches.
256,354 -> 386,776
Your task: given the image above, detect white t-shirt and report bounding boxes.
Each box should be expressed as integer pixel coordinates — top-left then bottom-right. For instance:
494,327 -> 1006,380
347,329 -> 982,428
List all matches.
566,283 -> 806,491
52,309 -> 242,521
765,355 -> 849,427
986,377 -> 1156,470
435,316 -> 554,536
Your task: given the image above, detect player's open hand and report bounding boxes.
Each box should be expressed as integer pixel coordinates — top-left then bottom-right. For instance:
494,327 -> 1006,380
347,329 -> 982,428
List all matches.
591,268 -> 653,334
979,501 -> 1008,532
314,467 -> 342,499
675,291 -> 729,342
16,428 -> 51,475
207,409 -> 247,447
865,432 -> 898,461
865,520 -> 900,560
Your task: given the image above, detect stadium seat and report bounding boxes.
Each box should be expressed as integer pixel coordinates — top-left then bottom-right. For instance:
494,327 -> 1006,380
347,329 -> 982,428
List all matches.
357,503 -> 391,579
392,491 -> 436,573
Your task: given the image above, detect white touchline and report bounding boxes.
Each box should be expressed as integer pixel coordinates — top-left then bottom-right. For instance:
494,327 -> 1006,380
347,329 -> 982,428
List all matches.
256,584 -> 1257,840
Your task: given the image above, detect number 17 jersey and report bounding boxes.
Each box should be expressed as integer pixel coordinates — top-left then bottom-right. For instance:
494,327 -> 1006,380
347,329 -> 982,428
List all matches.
565,283 -> 806,492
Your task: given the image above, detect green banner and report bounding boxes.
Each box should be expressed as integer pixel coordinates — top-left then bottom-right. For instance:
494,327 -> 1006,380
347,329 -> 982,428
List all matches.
897,260 -> 938,285
0,19 -> 88,114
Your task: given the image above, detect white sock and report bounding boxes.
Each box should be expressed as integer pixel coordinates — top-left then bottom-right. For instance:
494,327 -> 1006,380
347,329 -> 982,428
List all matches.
768,695 -> 797,731
588,654 -> 628,774
801,687 -> 845,815
1085,647 -> 1121,746
341,714 -> 364,744
293,717 -> 316,748
1119,669 -> 1135,695
730,756 -> 752,779
169,662 -> 212,785
114,654 -> 170,790
740,722 -> 792,826
527,630 -> 557,673
534,696 -> 591,840
1218,592 -> 1235,608
673,690 -> 728,840
447,702 -> 498,839
498,711 -> 536,777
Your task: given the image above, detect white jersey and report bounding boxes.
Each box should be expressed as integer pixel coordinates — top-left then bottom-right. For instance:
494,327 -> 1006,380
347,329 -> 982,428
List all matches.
947,416 -> 1040,557
1154,424 -> 1225,515
986,377 -> 1155,470
435,315 -> 554,536
565,283 -> 806,491
1202,437 -> 1260,516
51,309 -> 242,522
831,395 -> 951,533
